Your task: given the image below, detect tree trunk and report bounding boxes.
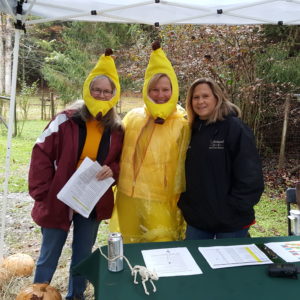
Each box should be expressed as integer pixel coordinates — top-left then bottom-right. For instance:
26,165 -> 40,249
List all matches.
41,78 -> 44,120
278,94 -> 291,169
4,15 -> 13,95
50,92 -> 55,119
0,14 -> 5,94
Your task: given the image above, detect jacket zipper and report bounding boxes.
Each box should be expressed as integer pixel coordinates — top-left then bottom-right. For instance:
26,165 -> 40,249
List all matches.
198,122 -> 202,131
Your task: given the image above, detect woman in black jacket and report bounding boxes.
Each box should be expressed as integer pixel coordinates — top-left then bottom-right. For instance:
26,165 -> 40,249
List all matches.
178,78 -> 264,239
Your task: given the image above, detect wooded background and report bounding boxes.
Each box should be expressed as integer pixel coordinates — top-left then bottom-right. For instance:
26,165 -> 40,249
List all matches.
0,14 -> 299,175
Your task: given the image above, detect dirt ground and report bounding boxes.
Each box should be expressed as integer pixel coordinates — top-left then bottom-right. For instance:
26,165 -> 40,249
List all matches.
0,192 -> 109,299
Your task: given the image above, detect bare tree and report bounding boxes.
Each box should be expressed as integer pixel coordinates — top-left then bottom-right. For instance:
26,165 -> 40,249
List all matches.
0,14 -> 5,94
278,94 -> 291,169
4,15 -> 13,95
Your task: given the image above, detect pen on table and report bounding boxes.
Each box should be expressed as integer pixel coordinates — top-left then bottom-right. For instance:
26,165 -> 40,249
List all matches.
263,246 -> 278,260
166,250 -> 171,264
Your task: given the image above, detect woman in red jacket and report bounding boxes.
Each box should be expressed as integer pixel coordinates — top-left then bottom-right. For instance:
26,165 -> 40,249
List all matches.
29,49 -> 123,300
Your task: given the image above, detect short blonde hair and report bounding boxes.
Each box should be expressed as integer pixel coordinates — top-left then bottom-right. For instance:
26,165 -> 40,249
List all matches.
186,78 -> 241,124
147,73 -> 172,94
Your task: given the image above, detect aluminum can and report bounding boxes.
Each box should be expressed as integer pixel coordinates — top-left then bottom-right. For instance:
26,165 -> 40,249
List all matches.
107,232 -> 123,272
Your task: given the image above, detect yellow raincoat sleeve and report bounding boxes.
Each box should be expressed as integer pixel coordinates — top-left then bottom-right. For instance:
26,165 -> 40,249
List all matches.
174,109 -> 191,195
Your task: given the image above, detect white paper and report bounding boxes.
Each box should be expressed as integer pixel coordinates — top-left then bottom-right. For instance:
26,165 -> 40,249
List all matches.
198,244 -> 272,269
57,157 -> 114,218
141,247 -> 202,277
264,241 -> 300,262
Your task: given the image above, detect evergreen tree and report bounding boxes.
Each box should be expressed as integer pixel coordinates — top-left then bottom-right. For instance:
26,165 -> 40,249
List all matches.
41,22 -> 138,103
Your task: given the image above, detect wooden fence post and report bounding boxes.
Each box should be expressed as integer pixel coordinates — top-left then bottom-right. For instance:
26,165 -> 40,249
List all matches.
41,96 -> 44,120
278,94 -> 291,169
50,92 -> 54,119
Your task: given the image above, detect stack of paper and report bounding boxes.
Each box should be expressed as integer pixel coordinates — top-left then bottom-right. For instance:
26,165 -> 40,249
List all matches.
198,244 -> 272,269
265,241 -> 300,262
142,247 -> 202,277
57,157 -> 114,218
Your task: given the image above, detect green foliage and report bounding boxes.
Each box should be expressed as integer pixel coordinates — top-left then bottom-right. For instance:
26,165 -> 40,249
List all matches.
12,23 -> 300,162
258,25 -> 300,90
41,22 -> 138,104
262,24 -> 299,45
250,189 -> 287,237
257,45 -> 300,88
42,49 -> 90,103
18,22 -> 63,85
0,120 -> 48,193
17,81 -> 39,135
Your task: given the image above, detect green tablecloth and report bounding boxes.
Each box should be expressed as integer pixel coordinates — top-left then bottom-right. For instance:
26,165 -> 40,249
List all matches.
73,236 -> 300,300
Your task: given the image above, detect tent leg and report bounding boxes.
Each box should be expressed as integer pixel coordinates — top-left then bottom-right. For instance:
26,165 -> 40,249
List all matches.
0,29 -> 21,260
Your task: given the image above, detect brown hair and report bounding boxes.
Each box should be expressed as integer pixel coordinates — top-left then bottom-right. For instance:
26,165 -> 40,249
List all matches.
186,78 -> 241,125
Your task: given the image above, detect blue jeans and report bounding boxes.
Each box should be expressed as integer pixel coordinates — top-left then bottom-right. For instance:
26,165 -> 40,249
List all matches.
34,213 -> 100,299
185,224 -> 249,240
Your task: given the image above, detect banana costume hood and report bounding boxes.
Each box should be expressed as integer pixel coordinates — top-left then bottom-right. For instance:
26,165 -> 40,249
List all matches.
143,41 -> 179,123
83,49 -> 120,118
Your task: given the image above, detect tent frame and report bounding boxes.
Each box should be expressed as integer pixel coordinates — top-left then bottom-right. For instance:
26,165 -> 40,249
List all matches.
1,0 -> 29,259
1,0 -> 300,259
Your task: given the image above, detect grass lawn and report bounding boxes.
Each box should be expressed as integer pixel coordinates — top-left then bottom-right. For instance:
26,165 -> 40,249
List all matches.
0,120 -> 49,192
250,190 -> 287,237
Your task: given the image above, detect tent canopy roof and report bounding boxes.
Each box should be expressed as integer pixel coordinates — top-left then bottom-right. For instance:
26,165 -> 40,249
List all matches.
1,0 -> 300,26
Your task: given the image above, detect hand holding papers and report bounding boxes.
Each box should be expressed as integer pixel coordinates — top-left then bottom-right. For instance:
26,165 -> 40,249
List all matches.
198,244 -> 272,269
57,157 -> 114,218
141,247 -> 202,277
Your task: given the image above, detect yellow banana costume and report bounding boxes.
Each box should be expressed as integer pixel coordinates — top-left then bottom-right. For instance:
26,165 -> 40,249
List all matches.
83,49 -> 120,118
110,42 -> 190,243
143,41 -> 179,123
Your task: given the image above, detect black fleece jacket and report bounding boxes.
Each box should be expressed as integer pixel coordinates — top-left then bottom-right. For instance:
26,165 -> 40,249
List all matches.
178,115 -> 264,232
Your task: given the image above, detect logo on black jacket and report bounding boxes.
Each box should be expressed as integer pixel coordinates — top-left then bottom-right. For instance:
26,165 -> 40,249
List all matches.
209,140 -> 224,150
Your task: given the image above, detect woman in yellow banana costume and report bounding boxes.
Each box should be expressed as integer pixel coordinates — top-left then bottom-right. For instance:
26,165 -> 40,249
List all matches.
110,41 -> 190,243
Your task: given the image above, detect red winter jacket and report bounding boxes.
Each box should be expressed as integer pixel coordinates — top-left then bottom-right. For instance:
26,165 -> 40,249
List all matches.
29,109 -> 124,231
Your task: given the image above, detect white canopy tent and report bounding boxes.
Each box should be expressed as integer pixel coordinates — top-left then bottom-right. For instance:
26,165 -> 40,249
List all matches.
2,0 -> 300,25
1,0 -> 300,258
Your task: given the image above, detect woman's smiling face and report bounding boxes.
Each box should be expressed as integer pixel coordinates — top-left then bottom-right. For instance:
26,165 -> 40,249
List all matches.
90,77 -> 113,101
192,83 -> 217,120
148,76 -> 172,104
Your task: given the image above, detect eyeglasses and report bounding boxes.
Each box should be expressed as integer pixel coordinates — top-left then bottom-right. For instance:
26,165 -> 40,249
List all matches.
91,89 -> 113,96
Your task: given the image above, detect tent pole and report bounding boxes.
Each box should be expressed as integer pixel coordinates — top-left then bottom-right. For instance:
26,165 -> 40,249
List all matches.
0,29 -> 21,260
3,0 -> 17,22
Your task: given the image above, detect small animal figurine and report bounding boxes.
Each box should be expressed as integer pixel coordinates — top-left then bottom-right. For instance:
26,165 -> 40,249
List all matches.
131,265 -> 159,295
